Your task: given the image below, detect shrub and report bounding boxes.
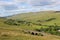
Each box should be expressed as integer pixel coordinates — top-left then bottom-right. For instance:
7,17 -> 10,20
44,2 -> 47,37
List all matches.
2,34 -> 9,37
35,29 -> 42,32
39,33 -> 44,36
45,18 -> 56,22
31,32 -> 34,35
35,33 -> 38,35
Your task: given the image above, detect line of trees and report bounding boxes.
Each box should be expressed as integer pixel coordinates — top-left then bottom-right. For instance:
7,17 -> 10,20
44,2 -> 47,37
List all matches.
36,23 -> 60,36
4,19 -> 33,26
37,18 -> 56,22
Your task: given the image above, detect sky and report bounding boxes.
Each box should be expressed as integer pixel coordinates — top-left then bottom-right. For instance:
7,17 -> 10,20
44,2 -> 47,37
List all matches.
0,0 -> 60,17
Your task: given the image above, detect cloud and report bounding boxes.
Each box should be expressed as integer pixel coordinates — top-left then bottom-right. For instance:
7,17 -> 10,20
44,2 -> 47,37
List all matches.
3,5 -> 18,10
29,0 -> 53,6
0,0 -> 60,17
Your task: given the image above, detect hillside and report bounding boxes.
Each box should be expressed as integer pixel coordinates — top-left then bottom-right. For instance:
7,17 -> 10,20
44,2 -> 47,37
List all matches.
0,11 -> 60,40
8,11 -> 60,25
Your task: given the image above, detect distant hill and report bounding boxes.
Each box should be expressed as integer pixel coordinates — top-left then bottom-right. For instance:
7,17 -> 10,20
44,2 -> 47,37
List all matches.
7,11 -> 60,25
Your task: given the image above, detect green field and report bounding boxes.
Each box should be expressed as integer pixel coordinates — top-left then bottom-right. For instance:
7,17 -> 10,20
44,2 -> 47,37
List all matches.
0,11 -> 60,40
8,11 -> 60,25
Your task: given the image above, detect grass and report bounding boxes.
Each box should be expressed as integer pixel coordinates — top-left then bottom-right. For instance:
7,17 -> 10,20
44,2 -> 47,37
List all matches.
0,29 -> 60,40
0,11 -> 60,40
8,11 -> 60,25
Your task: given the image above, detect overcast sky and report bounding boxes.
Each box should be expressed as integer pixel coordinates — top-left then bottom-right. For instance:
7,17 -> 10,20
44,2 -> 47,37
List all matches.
0,0 -> 60,17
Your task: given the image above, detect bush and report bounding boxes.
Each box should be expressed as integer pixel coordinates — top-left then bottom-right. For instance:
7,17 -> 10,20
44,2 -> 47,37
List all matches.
45,18 -> 56,22
31,32 -> 34,35
1,34 -> 9,37
35,29 -> 42,32
35,24 -> 60,36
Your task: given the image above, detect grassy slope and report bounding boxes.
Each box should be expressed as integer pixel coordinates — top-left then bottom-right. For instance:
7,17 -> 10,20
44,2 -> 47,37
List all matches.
9,11 -> 60,25
0,28 -> 60,40
7,11 -> 60,30
0,11 -> 60,40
